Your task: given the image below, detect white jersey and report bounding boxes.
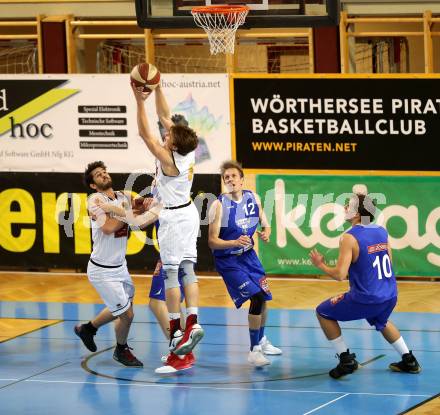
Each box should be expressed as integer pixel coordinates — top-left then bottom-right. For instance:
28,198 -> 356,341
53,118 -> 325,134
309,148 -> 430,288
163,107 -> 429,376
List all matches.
88,191 -> 130,266
155,150 -> 195,207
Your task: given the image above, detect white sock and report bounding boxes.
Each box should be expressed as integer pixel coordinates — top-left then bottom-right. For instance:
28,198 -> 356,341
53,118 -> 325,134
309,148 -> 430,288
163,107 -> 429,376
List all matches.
330,336 -> 348,355
186,307 -> 198,317
391,336 -> 409,356
169,312 -> 180,321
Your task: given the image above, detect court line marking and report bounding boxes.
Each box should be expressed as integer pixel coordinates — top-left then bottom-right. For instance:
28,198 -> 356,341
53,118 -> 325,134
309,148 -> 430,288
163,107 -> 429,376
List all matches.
12,331 -> 440,355
0,378 -> 430,398
21,333 -> 440,354
0,320 -> 63,344
0,362 -> 70,390
398,391 -> 440,414
82,345 -> 335,385
80,344 -> 386,386
13,318 -> 440,335
1,270 -> 437,284
303,393 -> 350,415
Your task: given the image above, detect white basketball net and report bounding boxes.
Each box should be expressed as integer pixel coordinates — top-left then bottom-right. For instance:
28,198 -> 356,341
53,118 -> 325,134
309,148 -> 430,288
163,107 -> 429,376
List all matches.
192,6 -> 249,55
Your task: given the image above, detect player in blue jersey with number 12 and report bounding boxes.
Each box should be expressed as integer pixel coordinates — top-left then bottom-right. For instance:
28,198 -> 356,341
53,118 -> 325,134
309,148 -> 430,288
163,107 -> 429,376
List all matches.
310,185 -> 421,379
209,160 -> 282,367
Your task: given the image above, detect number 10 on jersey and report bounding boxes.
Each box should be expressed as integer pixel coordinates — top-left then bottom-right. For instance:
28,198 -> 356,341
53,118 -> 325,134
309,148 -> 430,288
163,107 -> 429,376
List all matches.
373,253 -> 393,280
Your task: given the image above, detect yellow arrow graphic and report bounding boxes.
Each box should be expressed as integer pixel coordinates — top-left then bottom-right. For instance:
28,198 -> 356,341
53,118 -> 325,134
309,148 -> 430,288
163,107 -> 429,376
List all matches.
0,88 -> 79,136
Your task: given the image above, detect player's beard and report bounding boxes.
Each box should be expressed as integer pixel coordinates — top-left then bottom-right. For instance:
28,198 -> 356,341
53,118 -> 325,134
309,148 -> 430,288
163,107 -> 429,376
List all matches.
97,178 -> 113,191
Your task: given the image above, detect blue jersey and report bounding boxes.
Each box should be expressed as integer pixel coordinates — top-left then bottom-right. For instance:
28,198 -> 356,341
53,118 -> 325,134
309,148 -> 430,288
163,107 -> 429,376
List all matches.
346,224 -> 397,304
213,190 -> 260,257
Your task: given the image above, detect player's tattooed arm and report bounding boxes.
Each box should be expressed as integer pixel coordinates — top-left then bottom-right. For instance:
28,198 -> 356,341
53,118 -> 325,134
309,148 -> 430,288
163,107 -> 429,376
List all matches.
208,200 -> 251,250
309,234 -> 355,281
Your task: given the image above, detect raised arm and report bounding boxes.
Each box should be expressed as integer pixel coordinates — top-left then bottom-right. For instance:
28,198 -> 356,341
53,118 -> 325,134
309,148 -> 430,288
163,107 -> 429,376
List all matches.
132,85 -> 175,170
208,200 -> 251,250
309,234 -> 356,281
155,84 -> 173,131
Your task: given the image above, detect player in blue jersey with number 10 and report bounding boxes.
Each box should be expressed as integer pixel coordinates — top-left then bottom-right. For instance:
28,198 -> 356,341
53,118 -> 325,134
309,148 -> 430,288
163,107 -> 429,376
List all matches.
209,160 -> 282,367
310,185 -> 421,379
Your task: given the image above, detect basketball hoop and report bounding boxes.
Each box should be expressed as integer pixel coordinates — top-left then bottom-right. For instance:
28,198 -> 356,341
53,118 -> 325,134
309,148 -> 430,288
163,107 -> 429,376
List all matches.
191,5 -> 249,55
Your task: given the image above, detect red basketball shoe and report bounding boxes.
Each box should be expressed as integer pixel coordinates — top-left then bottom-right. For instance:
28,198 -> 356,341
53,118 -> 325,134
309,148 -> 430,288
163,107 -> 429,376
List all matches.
173,323 -> 204,356
155,352 -> 194,374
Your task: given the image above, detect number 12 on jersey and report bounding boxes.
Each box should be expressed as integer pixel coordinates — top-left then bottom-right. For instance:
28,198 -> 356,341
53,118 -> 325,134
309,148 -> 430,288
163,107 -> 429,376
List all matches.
243,203 -> 255,216
372,253 -> 393,279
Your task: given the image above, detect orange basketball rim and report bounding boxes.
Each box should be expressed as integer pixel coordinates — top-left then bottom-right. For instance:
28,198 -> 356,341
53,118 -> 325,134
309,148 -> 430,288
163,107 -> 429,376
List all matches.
191,5 -> 250,55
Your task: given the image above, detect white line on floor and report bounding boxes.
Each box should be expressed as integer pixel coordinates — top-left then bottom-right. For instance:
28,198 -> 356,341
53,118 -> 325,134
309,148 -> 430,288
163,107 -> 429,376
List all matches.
303,393 -> 350,415
20,378 -> 432,398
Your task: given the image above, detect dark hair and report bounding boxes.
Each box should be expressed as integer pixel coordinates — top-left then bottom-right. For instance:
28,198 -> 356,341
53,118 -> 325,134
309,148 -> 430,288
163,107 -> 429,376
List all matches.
353,194 -> 376,223
158,114 -> 188,142
84,161 -> 106,188
171,114 -> 189,127
220,160 -> 244,178
171,124 -> 198,156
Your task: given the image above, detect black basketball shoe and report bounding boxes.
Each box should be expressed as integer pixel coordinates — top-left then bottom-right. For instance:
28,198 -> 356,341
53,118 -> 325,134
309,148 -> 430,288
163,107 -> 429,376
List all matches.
329,349 -> 359,379
113,346 -> 143,367
74,324 -> 97,352
389,351 -> 421,374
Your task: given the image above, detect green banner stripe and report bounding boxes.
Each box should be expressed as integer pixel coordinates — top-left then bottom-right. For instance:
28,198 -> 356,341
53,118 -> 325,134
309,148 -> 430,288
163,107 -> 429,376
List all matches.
257,174 -> 440,277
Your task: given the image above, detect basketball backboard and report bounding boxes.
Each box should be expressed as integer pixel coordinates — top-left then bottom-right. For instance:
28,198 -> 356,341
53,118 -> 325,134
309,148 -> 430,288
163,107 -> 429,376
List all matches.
135,0 -> 339,29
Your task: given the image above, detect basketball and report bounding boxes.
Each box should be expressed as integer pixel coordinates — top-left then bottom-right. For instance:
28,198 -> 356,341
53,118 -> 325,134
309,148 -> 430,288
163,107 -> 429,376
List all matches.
130,62 -> 161,93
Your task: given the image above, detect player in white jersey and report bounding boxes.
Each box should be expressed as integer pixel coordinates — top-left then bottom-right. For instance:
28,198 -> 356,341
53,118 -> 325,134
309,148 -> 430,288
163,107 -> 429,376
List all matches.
74,161 -> 143,367
131,83 -> 204,373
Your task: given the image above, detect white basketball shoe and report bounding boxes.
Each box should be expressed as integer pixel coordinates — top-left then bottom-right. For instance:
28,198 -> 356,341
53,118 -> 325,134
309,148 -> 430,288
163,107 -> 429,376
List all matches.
259,336 -> 282,355
248,345 -> 271,367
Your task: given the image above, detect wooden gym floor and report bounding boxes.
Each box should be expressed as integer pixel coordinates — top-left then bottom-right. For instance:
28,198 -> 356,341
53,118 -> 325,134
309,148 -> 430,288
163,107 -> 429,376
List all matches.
0,271 -> 439,414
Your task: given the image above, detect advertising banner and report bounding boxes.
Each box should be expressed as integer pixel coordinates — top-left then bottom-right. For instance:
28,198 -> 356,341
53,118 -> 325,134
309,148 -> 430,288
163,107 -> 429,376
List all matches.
0,172 -> 220,272
256,174 -> 440,276
0,74 -> 230,173
233,76 -> 440,170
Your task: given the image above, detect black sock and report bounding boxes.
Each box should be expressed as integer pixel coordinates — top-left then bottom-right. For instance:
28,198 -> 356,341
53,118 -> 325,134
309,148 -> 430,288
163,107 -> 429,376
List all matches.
117,343 -> 128,352
85,321 -> 97,335
170,318 -> 181,339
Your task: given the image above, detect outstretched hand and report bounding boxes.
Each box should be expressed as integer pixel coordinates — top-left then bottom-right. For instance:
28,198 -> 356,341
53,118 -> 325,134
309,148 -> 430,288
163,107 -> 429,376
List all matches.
309,248 -> 325,268
131,83 -> 152,102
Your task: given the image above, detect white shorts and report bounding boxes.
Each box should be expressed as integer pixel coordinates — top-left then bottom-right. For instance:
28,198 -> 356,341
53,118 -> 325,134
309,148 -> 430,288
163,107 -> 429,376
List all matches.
158,202 -> 199,270
87,261 -> 135,316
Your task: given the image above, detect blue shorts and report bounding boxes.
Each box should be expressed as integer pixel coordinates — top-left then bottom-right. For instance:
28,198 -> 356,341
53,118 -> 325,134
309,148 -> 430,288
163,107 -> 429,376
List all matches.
316,292 -> 397,331
149,260 -> 185,301
214,249 -> 272,309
